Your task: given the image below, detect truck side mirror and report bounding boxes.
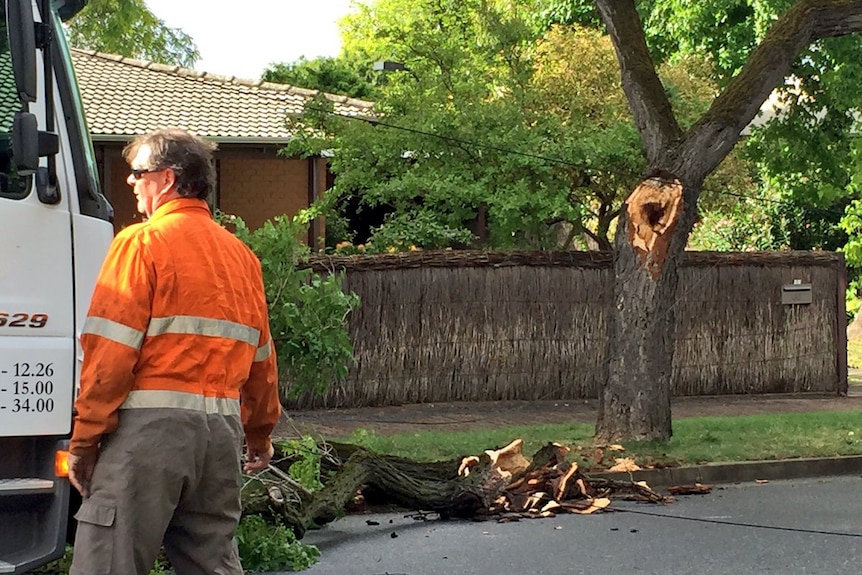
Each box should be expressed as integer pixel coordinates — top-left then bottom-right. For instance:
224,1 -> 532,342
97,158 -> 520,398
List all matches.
12,112 -> 39,173
9,0 -> 37,103
12,112 -> 60,175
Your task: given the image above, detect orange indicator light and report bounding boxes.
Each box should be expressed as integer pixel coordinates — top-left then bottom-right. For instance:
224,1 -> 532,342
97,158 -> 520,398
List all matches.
55,450 -> 70,478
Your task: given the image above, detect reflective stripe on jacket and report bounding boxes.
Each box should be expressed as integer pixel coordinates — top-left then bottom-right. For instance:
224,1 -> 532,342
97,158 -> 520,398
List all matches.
71,198 -> 280,455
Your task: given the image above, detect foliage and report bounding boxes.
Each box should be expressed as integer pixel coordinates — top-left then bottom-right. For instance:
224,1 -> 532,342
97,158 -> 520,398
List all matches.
30,546 -> 72,575
838,136 -> 862,261
286,0 -> 738,252
658,6 -> 862,259
235,515 -> 320,572
66,0 -> 199,67
262,56 -> 377,99
535,1 -> 862,259
365,211 -> 476,252
537,1 -> 794,82
32,546 -> 168,575
215,212 -> 359,399
687,200 -> 776,251
279,436 -> 325,491
38,519 -> 319,573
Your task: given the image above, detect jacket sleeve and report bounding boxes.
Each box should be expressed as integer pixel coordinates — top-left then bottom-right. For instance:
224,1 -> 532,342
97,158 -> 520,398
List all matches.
70,230 -> 154,455
240,264 -> 281,453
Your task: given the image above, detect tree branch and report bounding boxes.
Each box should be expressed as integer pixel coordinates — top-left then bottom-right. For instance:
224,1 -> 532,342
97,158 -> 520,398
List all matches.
678,0 -> 862,182
594,0 -> 683,164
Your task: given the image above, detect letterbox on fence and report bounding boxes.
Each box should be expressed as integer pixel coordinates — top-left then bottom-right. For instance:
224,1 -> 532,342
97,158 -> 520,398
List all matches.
782,279 -> 812,305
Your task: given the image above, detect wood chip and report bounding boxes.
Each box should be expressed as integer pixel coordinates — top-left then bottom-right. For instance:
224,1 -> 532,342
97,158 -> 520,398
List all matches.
560,497 -> 612,515
552,462 -> 580,501
485,439 -> 530,476
608,457 -> 641,472
667,484 -> 713,495
458,455 -> 480,477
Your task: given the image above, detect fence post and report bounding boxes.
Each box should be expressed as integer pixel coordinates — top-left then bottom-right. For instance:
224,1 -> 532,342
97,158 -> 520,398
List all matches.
837,255 -> 849,396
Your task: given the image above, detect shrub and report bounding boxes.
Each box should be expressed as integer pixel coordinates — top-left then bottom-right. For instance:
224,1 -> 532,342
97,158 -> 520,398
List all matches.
235,514 -> 321,572
216,212 -> 360,400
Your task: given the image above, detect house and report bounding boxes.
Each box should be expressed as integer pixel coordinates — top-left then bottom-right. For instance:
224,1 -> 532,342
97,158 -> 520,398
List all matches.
70,48 -> 374,245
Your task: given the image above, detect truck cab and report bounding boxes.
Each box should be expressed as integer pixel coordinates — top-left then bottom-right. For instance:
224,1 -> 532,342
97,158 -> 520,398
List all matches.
0,1 -> 113,572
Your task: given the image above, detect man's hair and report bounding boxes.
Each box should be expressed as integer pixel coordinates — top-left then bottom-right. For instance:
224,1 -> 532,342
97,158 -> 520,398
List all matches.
123,128 -> 218,200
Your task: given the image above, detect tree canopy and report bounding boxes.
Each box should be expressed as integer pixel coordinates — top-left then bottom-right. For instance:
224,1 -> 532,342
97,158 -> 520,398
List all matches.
540,1 -> 862,256
287,0 -> 737,252
66,0 -> 199,68
261,56 -> 376,99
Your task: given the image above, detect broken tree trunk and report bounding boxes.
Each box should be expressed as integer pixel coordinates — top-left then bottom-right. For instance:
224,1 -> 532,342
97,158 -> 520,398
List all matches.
596,176 -> 692,443
243,439 -> 669,538
593,0 -> 862,443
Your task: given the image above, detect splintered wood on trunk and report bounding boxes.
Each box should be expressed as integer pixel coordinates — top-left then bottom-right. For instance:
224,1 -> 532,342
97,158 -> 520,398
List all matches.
243,439 -> 670,537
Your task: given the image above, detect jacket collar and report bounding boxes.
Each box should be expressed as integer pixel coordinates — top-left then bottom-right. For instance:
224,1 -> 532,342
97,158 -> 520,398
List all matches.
148,197 -> 211,222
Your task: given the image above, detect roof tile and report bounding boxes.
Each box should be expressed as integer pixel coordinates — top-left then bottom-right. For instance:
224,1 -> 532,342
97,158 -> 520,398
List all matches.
71,48 -> 375,141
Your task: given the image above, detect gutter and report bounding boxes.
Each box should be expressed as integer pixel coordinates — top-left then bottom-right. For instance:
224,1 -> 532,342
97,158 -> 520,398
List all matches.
90,134 -> 294,145
590,455 -> 862,488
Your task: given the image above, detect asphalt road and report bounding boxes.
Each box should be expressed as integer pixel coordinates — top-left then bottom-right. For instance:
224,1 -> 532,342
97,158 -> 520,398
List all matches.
290,475 -> 862,575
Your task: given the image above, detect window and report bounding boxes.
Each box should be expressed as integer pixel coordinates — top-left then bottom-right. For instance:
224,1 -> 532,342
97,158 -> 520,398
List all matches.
0,8 -> 30,199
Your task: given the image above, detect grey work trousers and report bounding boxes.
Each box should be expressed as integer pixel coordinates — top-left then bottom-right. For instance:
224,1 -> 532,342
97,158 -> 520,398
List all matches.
70,408 -> 245,575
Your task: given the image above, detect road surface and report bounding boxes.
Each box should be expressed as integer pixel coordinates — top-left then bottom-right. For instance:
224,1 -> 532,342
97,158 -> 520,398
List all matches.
289,475 -> 862,575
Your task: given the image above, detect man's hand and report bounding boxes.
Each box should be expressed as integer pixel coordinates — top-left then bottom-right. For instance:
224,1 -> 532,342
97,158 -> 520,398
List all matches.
68,451 -> 98,498
243,443 -> 275,474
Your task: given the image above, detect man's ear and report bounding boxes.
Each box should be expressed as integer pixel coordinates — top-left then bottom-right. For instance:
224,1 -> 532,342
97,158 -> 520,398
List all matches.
155,167 -> 177,197
163,167 -> 177,190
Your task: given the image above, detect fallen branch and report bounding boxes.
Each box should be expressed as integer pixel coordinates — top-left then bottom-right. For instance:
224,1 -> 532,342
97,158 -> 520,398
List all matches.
242,439 -> 671,537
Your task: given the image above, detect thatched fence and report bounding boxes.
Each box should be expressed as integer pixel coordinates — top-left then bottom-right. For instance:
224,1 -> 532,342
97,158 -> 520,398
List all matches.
287,250 -> 847,408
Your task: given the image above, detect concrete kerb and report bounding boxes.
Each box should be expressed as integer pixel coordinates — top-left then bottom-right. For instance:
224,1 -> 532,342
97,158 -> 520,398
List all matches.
590,455 -> 862,489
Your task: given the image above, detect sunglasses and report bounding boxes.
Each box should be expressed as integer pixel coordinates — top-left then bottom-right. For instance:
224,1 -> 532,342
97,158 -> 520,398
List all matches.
130,167 -> 164,180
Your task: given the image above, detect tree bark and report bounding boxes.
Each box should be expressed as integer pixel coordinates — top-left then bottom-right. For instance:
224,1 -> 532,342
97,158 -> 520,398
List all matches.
592,0 -> 862,442
245,440 -> 667,537
596,176 -> 695,442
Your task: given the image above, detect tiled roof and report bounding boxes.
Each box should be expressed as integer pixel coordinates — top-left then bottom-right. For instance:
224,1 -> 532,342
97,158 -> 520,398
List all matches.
71,48 -> 375,142
0,54 -> 18,132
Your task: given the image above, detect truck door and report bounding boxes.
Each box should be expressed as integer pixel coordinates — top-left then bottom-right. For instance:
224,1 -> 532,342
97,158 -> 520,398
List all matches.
0,2 -> 76,440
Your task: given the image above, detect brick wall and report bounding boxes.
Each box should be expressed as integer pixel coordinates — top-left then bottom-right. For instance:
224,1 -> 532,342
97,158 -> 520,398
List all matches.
105,153 -> 143,232
97,144 -> 322,239
219,157 -> 309,231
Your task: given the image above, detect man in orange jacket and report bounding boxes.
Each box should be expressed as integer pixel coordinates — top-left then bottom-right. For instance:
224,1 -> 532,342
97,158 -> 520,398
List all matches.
68,128 -> 281,575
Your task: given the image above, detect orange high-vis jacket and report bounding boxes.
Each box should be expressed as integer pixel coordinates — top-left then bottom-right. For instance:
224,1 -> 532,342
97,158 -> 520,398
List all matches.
70,198 -> 281,456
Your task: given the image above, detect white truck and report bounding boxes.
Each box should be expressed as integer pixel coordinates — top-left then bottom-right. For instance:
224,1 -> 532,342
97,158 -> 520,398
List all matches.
1,0 -> 113,572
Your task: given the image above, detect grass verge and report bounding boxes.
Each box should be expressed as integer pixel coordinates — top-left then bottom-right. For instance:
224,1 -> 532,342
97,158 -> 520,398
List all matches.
342,410 -> 862,471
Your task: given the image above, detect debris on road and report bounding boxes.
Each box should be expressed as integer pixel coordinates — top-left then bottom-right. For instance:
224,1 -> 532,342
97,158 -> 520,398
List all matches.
243,438 -> 672,537
667,483 -> 713,495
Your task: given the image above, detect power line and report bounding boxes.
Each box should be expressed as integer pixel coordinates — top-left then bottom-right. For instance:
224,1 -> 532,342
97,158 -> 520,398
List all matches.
616,507 -> 862,538
303,104 -> 576,167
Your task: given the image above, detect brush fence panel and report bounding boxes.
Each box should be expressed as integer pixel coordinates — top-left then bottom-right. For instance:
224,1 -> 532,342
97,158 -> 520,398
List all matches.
289,251 -> 845,408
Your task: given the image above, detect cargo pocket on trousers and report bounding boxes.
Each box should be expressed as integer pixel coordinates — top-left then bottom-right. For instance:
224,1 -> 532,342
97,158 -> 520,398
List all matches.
72,501 -> 116,575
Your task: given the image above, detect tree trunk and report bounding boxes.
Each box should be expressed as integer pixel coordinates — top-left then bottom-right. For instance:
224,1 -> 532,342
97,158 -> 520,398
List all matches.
596,176 -> 696,442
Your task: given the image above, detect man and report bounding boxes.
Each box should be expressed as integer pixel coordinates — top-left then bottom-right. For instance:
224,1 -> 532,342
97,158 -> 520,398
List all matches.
68,128 -> 281,575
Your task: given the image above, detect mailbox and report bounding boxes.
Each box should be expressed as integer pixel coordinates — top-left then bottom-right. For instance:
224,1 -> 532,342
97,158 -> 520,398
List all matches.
782,280 -> 812,305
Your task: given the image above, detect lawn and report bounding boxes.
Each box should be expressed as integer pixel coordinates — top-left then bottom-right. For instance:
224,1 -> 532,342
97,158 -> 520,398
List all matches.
340,410 -> 862,471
